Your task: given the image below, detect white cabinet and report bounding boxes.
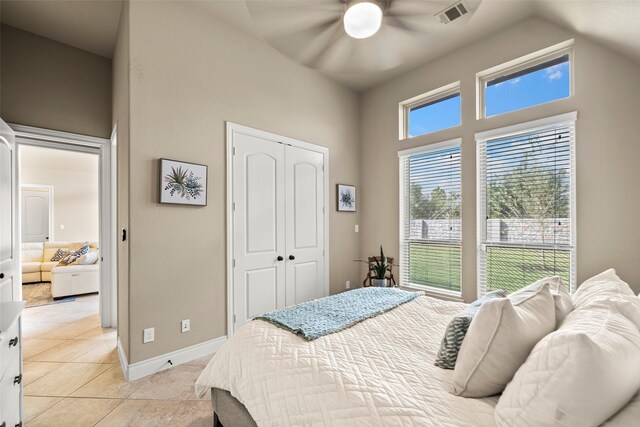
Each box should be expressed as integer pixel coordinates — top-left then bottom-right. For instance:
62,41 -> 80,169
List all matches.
0,301 -> 25,427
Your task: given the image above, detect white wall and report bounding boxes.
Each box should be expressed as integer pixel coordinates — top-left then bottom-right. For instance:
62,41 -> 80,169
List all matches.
360,17 -> 640,298
20,145 -> 99,243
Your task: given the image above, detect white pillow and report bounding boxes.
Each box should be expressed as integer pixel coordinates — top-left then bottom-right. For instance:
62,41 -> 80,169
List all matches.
495,299 -> 640,427
510,276 -> 573,326
573,269 -> 634,310
450,283 -> 555,397
70,250 -> 99,265
602,391 -> 640,426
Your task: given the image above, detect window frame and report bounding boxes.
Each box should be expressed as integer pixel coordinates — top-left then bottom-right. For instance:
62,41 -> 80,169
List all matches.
399,82 -> 461,140
475,112 -> 578,296
398,138 -> 463,300
477,40 -> 574,119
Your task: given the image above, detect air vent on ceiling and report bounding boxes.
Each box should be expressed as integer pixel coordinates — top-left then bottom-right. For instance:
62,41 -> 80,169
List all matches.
437,1 -> 470,25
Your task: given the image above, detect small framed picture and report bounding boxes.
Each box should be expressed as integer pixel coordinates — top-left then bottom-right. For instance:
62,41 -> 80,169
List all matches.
337,184 -> 356,212
159,159 -> 208,206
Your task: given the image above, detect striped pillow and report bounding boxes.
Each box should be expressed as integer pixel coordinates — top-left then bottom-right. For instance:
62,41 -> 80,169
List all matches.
58,244 -> 90,265
434,290 -> 507,370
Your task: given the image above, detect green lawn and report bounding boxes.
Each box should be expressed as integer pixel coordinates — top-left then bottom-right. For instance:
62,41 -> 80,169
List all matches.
409,243 -> 461,292
409,243 -> 570,294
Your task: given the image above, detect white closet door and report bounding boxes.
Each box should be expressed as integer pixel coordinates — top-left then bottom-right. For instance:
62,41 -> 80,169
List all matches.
232,133 -> 286,332
285,145 -> 325,305
0,120 -> 17,302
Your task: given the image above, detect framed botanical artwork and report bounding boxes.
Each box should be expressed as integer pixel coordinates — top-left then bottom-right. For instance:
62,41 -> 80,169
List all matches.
159,158 -> 208,206
337,184 -> 356,212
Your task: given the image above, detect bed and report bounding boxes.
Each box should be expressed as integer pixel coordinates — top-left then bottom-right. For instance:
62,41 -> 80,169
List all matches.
195,295 -> 499,426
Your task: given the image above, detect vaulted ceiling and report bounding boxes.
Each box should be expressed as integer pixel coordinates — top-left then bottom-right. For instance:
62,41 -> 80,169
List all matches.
0,0 -> 123,58
2,0 -> 640,91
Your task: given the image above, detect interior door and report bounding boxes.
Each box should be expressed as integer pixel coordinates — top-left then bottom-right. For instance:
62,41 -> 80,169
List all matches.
285,146 -> 325,305
0,119 -> 17,302
21,186 -> 50,243
232,132 -> 286,332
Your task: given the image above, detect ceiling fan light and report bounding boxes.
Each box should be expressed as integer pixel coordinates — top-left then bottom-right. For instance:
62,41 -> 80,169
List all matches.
343,2 -> 383,39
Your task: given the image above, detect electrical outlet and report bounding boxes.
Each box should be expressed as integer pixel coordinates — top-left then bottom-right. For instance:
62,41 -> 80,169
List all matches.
346,280 -> 351,289
143,327 -> 154,343
355,224 -> 359,233
181,319 -> 191,333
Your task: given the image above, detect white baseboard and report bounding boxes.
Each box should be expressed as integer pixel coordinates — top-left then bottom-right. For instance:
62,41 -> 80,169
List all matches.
117,337 -> 130,380
119,336 -> 227,381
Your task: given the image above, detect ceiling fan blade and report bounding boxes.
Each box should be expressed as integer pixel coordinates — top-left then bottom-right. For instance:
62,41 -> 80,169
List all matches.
385,0 -> 445,17
247,0 -> 344,39
385,15 -> 416,32
307,21 -> 348,69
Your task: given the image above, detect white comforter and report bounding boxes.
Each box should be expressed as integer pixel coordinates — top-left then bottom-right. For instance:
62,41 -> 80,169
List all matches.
195,296 -> 498,426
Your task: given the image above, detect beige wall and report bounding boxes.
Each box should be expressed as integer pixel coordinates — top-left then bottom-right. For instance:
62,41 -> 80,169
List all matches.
360,17 -> 640,299
125,1 -> 361,363
0,25 -> 112,138
112,2 -> 130,357
20,145 -> 99,242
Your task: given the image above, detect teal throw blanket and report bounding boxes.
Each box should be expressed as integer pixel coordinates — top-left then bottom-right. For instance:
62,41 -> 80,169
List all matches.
255,287 -> 421,340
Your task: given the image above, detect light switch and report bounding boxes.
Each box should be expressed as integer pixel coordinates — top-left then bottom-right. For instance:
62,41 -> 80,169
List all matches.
60,224 -> 65,230
143,328 -> 155,343
355,224 -> 359,233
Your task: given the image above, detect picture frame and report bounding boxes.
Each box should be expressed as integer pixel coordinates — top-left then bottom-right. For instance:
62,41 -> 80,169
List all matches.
159,158 -> 208,206
337,184 -> 356,212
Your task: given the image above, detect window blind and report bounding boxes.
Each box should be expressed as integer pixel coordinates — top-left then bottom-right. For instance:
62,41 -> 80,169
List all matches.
477,118 -> 576,295
399,142 -> 462,294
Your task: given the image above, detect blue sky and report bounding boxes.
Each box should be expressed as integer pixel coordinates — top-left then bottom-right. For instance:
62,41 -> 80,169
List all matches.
408,60 -> 570,137
486,62 -> 570,117
408,94 -> 461,137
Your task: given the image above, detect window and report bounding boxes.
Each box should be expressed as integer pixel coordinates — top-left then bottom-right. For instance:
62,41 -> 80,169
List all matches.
399,140 -> 462,295
476,113 -> 576,295
401,83 -> 461,139
479,42 -> 572,118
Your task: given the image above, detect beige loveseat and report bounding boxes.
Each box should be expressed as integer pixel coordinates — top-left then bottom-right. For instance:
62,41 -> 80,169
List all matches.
21,241 -> 99,283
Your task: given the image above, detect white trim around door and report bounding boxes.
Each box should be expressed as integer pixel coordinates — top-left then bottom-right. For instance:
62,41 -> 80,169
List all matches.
10,124 -> 117,328
226,122 -> 329,339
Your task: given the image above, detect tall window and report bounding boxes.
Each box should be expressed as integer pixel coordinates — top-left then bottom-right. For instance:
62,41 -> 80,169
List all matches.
477,113 -> 576,295
400,82 -> 461,139
399,140 -> 462,295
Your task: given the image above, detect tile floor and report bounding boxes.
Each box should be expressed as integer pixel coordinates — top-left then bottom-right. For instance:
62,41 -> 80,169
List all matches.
21,294 -> 214,426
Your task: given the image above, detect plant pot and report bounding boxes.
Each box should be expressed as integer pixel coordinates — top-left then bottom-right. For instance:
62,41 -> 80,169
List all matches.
372,278 -> 387,287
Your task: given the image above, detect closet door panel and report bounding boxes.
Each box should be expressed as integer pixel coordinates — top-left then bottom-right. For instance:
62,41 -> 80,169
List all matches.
285,146 -> 325,306
232,133 -> 285,332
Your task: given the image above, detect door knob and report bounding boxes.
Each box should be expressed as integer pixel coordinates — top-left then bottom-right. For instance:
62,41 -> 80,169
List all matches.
277,256 -> 284,261
0,273 -> 4,279
289,255 -> 296,260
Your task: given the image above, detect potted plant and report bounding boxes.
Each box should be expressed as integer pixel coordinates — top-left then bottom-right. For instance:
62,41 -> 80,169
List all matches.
369,246 -> 389,287
355,246 -> 397,287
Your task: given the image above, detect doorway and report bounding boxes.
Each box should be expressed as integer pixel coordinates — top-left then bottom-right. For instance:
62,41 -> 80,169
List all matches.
12,124 -> 116,328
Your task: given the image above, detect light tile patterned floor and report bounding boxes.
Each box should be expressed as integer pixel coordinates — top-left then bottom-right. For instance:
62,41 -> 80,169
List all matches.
22,294 -> 214,426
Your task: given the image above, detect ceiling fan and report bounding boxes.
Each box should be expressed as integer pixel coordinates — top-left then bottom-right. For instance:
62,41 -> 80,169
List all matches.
246,0 -> 477,73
